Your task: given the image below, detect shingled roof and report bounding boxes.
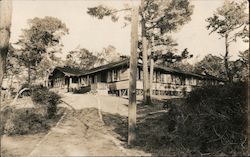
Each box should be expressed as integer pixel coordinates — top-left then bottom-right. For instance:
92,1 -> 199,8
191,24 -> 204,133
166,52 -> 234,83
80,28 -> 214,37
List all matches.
82,59 -> 130,75
51,66 -> 85,77
50,59 -> 223,81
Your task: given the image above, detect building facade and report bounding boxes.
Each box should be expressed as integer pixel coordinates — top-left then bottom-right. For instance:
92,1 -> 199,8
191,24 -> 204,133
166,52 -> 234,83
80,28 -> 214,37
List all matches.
48,59 -> 223,98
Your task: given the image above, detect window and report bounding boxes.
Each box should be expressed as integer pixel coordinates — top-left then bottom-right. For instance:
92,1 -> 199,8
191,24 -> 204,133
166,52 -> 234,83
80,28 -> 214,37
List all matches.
113,69 -> 119,81
72,77 -> 78,83
91,76 -> 95,84
107,71 -> 112,82
180,77 -> 186,85
197,79 -> 203,86
160,73 -> 164,83
186,77 -> 191,85
193,79 -> 197,85
153,72 -> 157,82
137,68 -> 142,80
191,78 -> 195,85
87,75 -> 91,85
94,75 -> 98,83
171,75 -> 175,83
164,74 -> 171,83
156,72 -> 161,83
175,76 -> 181,85
108,69 -> 120,82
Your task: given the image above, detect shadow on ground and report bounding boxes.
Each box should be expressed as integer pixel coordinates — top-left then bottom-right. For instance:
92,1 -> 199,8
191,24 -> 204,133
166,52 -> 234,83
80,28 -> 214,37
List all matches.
102,98 -> 184,156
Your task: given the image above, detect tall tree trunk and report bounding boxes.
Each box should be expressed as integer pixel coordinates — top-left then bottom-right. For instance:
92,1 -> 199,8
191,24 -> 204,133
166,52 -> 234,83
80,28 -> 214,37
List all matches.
0,0 -> 12,150
0,50 -> 7,99
141,0 -> 151,105
149,36 -> 154,103
248,82 -> 250,155
224,34 -> 232,82
27,61 -> 31,84
7,74 -> 14,99
44,53 -> 53,87
128,5 -> 139,146
149,57 -> 154,101
0,0 -> 12,89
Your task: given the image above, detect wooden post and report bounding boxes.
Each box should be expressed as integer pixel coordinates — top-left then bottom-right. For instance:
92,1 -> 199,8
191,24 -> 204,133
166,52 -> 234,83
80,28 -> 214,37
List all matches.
69,77 -> 72,91
78,77 -> 80,89
67,77 -> 71,92
61,78 -> 63,88
128,5 -> 139,146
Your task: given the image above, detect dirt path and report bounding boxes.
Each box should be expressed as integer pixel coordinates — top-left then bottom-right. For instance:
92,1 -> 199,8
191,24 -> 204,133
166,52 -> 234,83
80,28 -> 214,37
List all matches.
27,110 -> 126,156
2,94 -> 149,156
1,134 -> 45,157
26,94 -> 148,156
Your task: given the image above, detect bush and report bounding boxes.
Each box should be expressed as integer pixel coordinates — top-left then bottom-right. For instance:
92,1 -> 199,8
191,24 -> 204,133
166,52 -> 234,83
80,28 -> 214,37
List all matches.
31,85 -> 61,118
2,107 -> 66,135
0,85 -> 62,135
0,106 -> 13,135
4,108 -> 49,135
47,92 -> 61,118
31,85 -> 49,105
168,82 -> 247,155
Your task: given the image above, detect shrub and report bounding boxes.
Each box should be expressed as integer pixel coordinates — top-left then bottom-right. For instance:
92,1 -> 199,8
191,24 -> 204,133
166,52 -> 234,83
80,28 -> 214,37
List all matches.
4,108 -> 49,135
168,82 -> 247,155
31,85 -> 49,105
0,106 -> 13,135
47,92 -> 61,118
31,85 -> 61,118
2,107 -> 66,135
1,85 -> 62,135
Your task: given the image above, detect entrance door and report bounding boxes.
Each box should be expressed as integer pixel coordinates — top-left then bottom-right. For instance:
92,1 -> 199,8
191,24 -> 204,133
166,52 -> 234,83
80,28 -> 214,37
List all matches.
100,72 -> 108,83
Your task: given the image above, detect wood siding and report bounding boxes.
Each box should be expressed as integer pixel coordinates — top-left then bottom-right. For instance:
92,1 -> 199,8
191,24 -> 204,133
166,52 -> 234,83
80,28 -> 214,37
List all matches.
49,62 -> 222,97
108,80 -> 129,91
120,68 -> 129,81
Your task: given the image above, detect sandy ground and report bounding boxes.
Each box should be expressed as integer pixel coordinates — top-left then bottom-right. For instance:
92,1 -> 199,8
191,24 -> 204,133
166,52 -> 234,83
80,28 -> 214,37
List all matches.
1,94 -> 149,156
61,93 -> 129,116
1,134 -> 45,157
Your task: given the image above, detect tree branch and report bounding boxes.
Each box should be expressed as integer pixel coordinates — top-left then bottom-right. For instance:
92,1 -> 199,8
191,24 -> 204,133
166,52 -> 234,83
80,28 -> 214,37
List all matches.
146,16 -> 165,31
227,39 -> 236,44
110,8 -> 131,14
232,23 -> 245,30
10,88 -> 30,106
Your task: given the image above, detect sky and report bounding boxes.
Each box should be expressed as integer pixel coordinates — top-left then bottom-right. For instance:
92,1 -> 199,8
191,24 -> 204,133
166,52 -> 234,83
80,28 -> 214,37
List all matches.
10,0 -> 249,63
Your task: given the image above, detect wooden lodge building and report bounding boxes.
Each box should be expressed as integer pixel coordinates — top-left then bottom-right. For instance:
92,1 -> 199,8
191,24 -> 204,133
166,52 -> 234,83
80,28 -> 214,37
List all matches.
48,59 -> 223,98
